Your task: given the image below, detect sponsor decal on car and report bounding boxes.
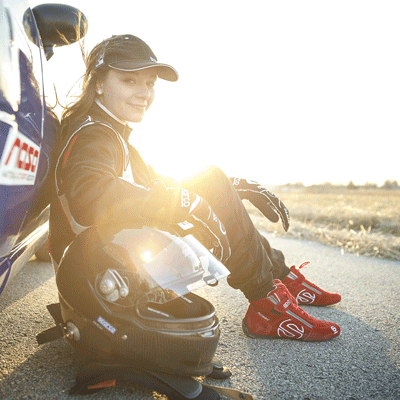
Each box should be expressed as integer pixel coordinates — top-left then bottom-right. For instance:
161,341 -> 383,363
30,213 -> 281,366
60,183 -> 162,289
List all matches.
0,123 -> 40,185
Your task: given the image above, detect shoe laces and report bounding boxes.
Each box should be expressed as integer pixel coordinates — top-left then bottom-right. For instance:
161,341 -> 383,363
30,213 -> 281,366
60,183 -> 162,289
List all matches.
271,280 -> 315,321
269,280 -> 297,307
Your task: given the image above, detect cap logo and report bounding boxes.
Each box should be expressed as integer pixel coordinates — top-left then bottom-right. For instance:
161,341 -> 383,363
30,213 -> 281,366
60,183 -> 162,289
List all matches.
95,40 -> 110,69
150,57 -> 156,62
95,53 -> 105,68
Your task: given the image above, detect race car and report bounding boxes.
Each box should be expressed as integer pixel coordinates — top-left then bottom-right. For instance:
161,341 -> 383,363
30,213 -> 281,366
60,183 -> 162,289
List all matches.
0,0 -> 87,294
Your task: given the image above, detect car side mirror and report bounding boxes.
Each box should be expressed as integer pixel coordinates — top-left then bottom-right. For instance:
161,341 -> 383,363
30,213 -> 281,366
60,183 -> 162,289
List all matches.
32,4 -> 88,60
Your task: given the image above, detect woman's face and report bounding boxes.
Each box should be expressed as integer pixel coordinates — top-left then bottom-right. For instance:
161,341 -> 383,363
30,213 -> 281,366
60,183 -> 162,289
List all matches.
97,68 -> 157,123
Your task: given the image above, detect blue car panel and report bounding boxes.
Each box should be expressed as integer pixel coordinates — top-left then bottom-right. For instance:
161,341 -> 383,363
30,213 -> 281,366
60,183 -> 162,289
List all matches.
0,0 -> 87,294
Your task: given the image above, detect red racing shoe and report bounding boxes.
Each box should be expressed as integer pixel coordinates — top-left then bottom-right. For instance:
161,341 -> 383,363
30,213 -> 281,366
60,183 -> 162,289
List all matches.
242,280 -> 340,341
282,262 -> 341,306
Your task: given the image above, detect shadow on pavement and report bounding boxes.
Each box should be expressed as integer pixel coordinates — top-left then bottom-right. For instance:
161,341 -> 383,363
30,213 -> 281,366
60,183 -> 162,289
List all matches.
0,260 -> 54,309
240,306 -> 400,400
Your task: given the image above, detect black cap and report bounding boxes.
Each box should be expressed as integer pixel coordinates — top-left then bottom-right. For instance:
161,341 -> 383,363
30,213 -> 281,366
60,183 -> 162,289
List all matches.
95,34 -> 178,82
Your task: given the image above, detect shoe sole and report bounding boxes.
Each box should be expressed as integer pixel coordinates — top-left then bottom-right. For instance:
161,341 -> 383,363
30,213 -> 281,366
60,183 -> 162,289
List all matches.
242,319 -> 339,342
297,301 -> 341,307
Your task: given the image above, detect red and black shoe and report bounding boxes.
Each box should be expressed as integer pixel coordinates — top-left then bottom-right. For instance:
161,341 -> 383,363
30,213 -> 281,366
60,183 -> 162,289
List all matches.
243,280 -> 341,341
282,262 -> 341,306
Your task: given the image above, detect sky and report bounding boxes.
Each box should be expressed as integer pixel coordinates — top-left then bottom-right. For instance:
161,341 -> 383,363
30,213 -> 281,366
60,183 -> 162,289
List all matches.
32,0 -> 400,186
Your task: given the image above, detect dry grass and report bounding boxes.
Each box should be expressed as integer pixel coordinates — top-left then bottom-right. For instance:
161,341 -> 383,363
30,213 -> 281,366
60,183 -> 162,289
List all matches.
246,187 -> 400,261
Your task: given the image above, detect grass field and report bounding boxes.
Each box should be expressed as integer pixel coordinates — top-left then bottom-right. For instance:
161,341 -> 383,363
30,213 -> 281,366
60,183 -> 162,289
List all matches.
246,187 -> 400,261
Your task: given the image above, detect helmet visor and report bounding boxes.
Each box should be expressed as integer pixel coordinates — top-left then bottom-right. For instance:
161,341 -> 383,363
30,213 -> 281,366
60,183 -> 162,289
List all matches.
95,226 -> 230,306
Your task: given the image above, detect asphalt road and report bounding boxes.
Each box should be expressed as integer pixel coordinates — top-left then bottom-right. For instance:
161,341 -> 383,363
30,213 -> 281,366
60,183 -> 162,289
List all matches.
1,232 -> 399,400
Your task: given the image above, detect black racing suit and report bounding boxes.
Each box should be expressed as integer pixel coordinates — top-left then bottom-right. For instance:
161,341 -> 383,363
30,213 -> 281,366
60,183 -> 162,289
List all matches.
49,101 -> 289,301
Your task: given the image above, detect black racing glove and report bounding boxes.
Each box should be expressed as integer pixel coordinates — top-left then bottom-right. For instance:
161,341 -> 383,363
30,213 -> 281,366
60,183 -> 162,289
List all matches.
149,181 -> 231,263
229,178 -> 290,232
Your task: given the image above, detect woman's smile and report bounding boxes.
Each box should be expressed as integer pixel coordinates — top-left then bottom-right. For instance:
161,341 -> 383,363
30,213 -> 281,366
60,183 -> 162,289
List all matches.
128,103 -> 147,110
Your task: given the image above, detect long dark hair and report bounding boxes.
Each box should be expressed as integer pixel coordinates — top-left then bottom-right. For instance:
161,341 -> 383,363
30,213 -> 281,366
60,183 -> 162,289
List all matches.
60,39 -> 108,134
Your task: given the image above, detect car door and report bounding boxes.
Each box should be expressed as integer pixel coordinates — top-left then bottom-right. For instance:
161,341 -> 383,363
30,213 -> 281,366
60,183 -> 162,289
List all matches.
0,0 -> 53,257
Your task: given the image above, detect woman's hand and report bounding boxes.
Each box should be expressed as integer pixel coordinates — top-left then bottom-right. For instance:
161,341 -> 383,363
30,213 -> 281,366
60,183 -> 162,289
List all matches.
149,181 -> 231,263
229,178 -> 290,231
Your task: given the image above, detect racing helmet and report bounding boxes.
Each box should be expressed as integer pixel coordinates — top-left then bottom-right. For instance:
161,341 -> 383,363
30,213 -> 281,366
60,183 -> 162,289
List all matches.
56,223 -> 230,377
